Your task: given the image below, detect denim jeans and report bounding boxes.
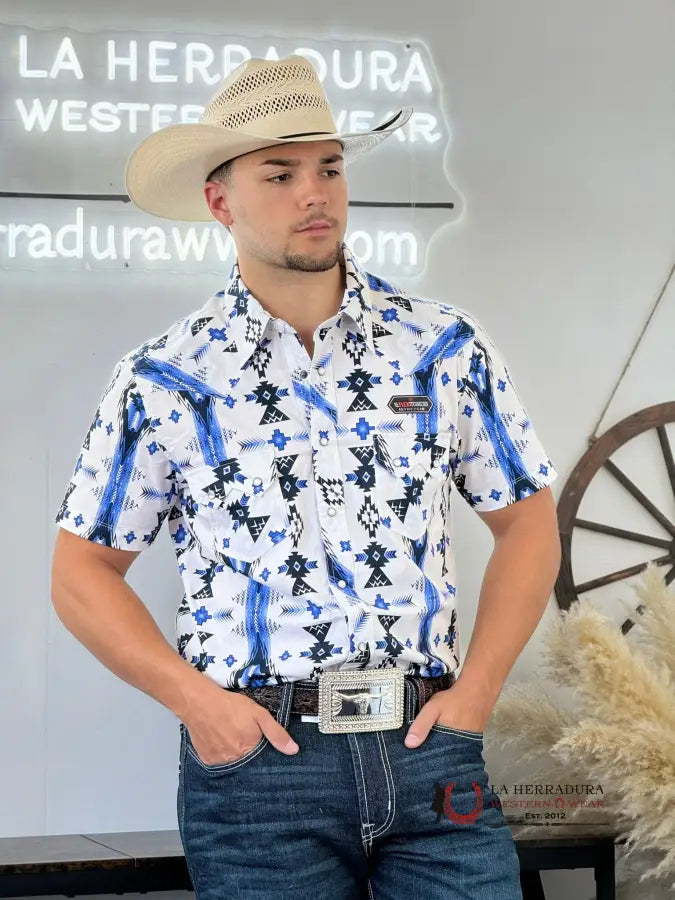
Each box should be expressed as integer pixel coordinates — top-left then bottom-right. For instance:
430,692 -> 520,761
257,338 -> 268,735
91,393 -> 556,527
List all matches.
177,679 -> 522,899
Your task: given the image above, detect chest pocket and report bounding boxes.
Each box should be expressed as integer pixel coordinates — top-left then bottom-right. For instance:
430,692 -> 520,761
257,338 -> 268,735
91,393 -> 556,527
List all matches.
183,443 -> 289,564
373,431 -> 450,539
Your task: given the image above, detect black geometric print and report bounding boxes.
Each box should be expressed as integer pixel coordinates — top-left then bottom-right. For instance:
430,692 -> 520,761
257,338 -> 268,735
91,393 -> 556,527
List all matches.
245,341 -> 272,377
193,561 -> 221,600
281,550 -> 315,595
177,633 -> 192,657
226,496 -> 269,541
387,474 -> 426,524
363,541 -> 393,588
202,458 -> 241,503
357,493 -> 380,539
349,445 -> 376,492
341,331 -> 368,366
378,615 -> 404,658
316,474 -> 344,507
286,502 -> 304,547
191,315 -> 213,336
372,321 -> 393,341
342,368 -> 381,411
252,380 -> 290,424
55,481 -> 76,524
304,622 -> 336,663
388,296 -> 413,312
276,455 -> 304,503
55,243 -> 558,689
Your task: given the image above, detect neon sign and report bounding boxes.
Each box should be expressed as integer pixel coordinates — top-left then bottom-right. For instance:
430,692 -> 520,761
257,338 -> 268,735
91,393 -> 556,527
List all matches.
0,25 -> 461,275
0,203 -> 424,273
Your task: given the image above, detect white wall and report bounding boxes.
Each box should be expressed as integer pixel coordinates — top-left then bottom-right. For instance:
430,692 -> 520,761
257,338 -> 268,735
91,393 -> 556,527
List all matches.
2,2 -> 674,898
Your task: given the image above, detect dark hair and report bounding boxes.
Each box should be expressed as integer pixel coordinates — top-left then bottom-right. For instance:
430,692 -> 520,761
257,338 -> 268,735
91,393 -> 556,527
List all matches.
206,159 -> 233,185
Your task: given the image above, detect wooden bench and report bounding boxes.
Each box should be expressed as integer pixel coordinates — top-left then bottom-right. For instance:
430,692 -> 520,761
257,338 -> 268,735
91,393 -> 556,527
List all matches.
511,823 -> 618,900
0,825 -> 618,898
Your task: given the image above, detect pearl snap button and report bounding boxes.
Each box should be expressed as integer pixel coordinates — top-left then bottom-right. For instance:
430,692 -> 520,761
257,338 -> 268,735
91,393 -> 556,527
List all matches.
327,507 -> 337,517
394,457 -> 403,467
337,579 -> 347,589
317,365 -> 326,375
298,369 -> 308,379
252,477 -> 263,486
319,437 -> 329,446
357,642 -> 368,651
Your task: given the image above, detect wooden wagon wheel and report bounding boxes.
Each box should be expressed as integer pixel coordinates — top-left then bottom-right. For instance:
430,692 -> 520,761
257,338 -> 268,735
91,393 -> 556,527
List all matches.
555,401 -> 675,634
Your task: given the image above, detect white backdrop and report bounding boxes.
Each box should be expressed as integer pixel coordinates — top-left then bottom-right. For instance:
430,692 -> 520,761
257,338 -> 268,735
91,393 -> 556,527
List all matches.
2,2 -> 674,898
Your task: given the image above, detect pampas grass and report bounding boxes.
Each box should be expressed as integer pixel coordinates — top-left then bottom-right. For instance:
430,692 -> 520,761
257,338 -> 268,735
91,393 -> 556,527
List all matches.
622,565 -> 675,682
485,563 -> 675,896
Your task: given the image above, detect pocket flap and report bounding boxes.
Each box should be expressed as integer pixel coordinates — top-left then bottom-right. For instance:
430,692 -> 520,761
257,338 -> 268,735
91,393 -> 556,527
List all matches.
187,443 -> 278,510
182,443 -> 288,564
373,431 -> 450,477
373,431 -> 450,538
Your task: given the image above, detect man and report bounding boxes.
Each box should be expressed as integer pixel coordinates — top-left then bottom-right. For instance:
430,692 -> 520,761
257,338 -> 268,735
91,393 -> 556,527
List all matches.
52,55 -> 561,899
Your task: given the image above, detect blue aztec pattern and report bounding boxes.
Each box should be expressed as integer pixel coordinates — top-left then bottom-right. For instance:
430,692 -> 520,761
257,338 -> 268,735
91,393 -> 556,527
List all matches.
55,243 -> 558,689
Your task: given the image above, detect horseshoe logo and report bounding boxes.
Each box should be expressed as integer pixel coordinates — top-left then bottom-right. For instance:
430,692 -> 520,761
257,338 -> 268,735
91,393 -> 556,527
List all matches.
443,781 -> 484,824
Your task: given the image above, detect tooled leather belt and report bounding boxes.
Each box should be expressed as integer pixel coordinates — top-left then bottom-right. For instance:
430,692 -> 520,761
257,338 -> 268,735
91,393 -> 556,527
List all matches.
228,671 -> 456,715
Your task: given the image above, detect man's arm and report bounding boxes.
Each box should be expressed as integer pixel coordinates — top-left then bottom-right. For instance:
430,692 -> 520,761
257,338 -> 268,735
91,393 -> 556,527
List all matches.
51,529 -> 300,759
452,486 -> 561,711
51,528 -> 210,721
404,487 -> 561,745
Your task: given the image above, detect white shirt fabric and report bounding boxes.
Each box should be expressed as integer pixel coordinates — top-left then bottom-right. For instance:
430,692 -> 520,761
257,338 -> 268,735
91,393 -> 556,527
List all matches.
55,243 -> 558,689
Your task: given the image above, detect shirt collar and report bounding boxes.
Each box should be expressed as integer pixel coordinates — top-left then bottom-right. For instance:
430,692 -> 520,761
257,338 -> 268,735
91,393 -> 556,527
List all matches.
215,242 -> 376,370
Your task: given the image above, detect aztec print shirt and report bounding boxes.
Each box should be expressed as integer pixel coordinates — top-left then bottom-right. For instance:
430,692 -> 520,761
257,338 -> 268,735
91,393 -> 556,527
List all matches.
55,243 -> 558,690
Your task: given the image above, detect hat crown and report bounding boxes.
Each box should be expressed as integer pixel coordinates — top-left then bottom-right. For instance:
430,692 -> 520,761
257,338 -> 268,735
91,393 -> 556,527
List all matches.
200,56 -> 337,137
125,53 -> 412,221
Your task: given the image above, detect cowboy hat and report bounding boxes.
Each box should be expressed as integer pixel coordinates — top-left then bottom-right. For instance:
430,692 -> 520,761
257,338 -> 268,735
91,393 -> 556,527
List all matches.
125,54 -> 413,221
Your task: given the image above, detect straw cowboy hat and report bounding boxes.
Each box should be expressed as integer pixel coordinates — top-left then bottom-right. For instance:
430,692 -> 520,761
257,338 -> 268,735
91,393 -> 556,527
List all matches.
125,54 -> 413,221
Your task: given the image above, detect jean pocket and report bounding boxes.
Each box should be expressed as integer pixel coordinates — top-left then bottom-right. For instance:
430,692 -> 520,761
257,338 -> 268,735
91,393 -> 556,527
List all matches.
183,725 -> 270,773
431,723 -> 484,741
182,443 -> 289,565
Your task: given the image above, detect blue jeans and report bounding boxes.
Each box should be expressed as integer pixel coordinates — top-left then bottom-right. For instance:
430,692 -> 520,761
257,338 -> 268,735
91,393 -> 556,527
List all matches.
177,679 -> 522,899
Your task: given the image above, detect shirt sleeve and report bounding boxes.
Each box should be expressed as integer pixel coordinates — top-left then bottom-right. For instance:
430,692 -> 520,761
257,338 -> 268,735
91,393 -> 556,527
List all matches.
54,354 -> 176,550
450,317 -> 558,511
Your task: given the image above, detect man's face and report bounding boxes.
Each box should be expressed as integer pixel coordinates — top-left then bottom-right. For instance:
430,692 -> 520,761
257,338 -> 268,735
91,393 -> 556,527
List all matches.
204,139 -> 348,273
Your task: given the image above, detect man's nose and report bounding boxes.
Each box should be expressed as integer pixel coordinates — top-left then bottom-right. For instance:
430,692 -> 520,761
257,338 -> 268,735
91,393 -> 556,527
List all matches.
296,173 -> 330,206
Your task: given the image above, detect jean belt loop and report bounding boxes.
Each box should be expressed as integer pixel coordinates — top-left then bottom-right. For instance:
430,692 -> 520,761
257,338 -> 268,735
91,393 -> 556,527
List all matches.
277,681 -> 294,729
405,677 -> 416,724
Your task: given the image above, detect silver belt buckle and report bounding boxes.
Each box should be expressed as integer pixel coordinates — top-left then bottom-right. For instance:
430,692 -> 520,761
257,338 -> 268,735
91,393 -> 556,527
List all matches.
317,669 -> 405,733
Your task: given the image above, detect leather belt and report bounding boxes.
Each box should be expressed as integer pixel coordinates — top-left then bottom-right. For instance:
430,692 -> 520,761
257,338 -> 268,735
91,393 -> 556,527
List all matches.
228,670 -> 455,731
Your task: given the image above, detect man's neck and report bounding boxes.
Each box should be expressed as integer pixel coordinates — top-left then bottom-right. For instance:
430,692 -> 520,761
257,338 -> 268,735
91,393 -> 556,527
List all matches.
237,255 -> 347,358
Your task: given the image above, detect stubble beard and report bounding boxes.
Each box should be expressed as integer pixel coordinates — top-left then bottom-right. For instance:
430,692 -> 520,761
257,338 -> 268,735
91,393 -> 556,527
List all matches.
282,239 -> 344,273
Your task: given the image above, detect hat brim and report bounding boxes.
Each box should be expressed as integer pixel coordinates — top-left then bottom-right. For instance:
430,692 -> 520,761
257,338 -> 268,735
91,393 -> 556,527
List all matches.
125,106 -> 413,221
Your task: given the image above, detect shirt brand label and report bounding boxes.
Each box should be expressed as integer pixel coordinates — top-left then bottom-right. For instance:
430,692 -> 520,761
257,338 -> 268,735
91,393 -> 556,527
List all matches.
388,395 -> 433,414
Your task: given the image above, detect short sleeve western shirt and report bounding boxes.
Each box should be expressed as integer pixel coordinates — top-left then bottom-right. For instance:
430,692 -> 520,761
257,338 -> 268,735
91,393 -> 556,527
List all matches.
55,243 -> 558,689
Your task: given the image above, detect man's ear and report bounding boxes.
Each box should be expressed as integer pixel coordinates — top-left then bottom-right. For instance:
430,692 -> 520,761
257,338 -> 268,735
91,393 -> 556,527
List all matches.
204,182 -> 234,228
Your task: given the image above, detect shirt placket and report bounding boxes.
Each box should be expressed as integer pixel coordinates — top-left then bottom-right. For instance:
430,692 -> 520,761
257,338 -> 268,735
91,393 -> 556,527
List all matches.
279,319 -> 370,668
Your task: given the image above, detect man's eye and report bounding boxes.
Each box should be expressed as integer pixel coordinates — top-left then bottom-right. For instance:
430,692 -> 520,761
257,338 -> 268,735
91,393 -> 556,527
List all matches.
268,169 -> 341,184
